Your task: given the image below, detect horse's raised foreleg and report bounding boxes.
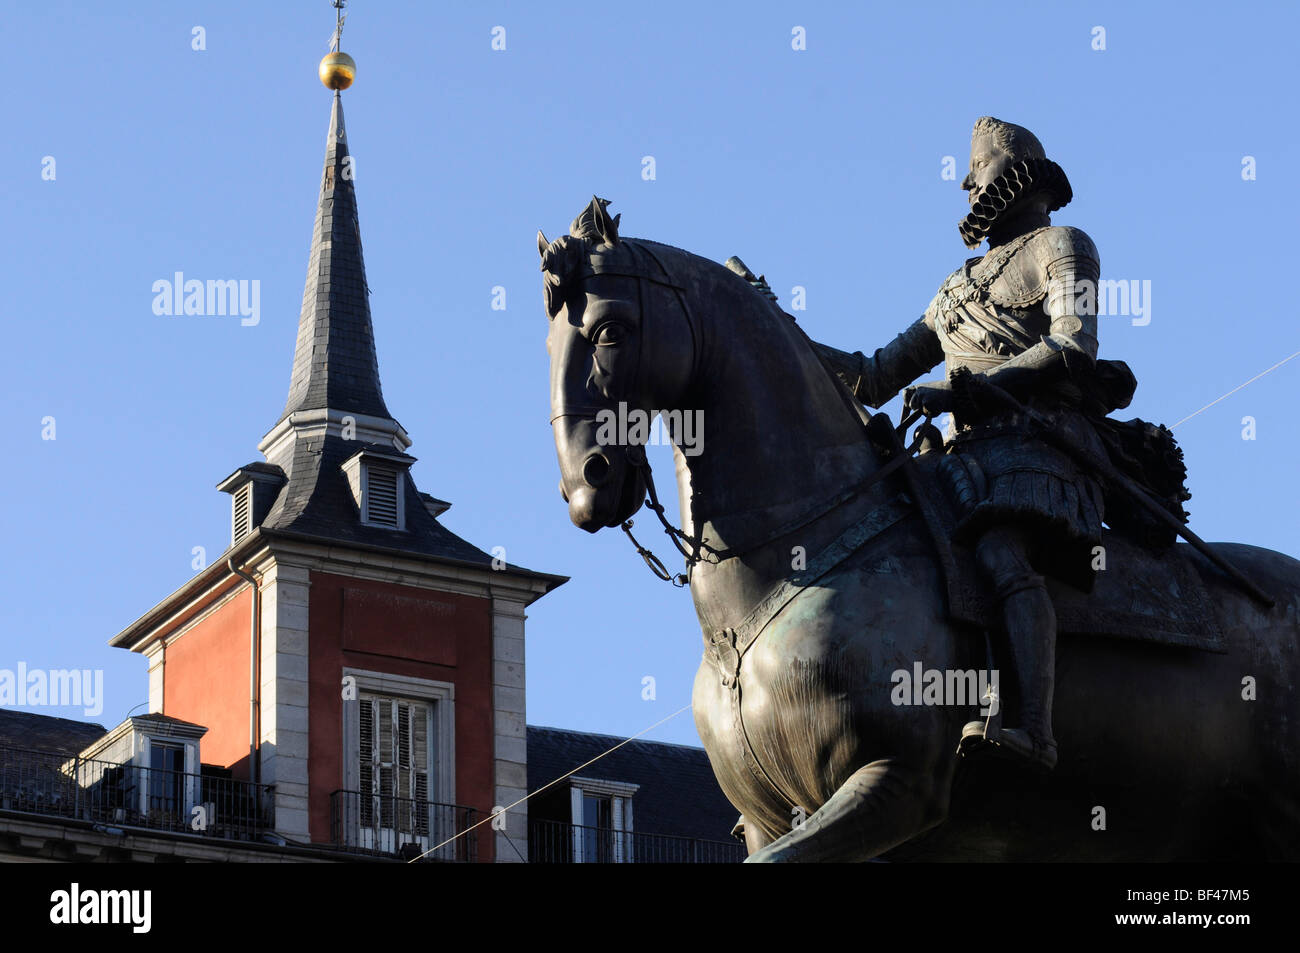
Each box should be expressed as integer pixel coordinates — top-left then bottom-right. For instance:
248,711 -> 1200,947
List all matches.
744,758 -> 947,863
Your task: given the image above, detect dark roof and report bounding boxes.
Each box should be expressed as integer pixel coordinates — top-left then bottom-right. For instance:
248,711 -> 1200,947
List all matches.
225,461 -> 285,481
129,713 -> 206,731
526,725 -> 738,842
258,436 -> 511,566
0,710 -> 106,757
279,92 -> 390,424
418,491 -> 451,513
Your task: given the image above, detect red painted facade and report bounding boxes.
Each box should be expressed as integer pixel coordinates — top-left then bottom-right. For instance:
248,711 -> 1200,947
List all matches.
305,570 -> 496,861
162,588 -> 253,779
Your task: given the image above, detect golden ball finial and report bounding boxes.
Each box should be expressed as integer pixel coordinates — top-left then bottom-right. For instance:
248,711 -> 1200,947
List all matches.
320,51 -> 356,90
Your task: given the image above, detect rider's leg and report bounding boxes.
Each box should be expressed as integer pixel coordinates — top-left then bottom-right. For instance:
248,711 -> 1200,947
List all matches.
972,524 -> 1058,769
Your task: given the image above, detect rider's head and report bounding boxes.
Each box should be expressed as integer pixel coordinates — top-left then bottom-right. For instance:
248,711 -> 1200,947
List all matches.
961,117 -> 1045,206
958,117 -> 1072,249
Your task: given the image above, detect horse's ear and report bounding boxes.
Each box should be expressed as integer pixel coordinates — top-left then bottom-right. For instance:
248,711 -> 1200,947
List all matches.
571,196 -> 621,246
537,229 -> 550,261
592,196 -> 621,246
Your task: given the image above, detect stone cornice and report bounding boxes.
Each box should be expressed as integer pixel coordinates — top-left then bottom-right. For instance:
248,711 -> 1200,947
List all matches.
109,529 -> 565,655
258,407 -> 411,458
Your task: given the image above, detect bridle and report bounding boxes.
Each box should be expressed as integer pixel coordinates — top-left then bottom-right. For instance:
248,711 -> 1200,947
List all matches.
550,242 -> 706,587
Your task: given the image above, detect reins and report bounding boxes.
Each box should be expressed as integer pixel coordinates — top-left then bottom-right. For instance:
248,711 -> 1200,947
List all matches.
620,407 -> 929,586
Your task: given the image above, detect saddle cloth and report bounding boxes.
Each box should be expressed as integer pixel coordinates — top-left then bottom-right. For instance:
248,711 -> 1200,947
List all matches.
907,452 -> 1225,653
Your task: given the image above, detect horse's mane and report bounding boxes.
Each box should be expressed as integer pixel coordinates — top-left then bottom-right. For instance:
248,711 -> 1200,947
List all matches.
540,197 -> 792,329
540,199 -> 855,426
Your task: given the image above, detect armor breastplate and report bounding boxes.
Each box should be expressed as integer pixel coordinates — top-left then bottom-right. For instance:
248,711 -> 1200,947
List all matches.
928,227 -> 1051,373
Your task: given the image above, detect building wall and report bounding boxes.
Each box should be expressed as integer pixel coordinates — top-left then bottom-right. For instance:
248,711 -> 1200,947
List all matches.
160,588 -> 252,778
489,595 -> 528,863
305,571 -> 496,860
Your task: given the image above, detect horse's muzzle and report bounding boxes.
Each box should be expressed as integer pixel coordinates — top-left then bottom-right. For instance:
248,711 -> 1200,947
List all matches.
554,417 -> 645,532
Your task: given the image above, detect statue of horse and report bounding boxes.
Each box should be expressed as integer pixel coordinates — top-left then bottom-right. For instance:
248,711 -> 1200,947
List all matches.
539,199 -> 1300,861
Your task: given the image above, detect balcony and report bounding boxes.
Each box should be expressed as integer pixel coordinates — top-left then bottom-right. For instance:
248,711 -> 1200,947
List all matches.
529,818 -> 746,863
0,743 -> 274,842
329,789 -> 479,861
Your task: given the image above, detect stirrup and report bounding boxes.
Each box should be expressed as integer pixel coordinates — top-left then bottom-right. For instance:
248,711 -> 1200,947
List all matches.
958,720 -> 1058,771
957,719 -> 994,757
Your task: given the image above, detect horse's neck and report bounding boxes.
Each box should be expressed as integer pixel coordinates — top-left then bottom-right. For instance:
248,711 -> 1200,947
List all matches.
676,288 -> 885,615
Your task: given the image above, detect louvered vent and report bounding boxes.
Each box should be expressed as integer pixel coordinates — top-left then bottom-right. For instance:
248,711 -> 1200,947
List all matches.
232,482 -> 253,544
365,465 -> 400,527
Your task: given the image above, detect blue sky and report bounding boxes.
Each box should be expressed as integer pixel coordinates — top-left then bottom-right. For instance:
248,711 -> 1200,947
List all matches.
4,1 -> 1297,745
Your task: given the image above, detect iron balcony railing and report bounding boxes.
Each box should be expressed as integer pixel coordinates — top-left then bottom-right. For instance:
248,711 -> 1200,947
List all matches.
329,789 -> 479,861
0,743 -> 274,841
529,818 -> 746,863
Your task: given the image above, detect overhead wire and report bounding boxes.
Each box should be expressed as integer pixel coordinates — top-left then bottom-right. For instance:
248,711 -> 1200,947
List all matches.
406,702 -> 694,863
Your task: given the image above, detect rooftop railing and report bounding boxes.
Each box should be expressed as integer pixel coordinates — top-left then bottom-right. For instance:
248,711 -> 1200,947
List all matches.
0,743 -> 274,842
529,817 -> 746,863
329,789 -> 479,862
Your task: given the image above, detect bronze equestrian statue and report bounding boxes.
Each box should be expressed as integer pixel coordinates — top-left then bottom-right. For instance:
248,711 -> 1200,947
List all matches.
539,136 -> 1300,859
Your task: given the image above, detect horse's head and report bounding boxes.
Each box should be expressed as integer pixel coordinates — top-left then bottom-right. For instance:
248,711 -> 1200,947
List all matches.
539,197 -> 698,532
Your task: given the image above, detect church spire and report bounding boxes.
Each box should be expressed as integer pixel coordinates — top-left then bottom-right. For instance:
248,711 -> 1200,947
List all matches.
214,6 -> 564,581
280,24 -> 388,424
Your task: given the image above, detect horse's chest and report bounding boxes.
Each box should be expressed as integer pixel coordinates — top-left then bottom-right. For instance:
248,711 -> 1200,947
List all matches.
691,555 -> 954,830
692,595 -> 874,817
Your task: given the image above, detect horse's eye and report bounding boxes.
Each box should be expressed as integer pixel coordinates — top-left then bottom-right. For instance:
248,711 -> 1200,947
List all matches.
593,323 -> 626,346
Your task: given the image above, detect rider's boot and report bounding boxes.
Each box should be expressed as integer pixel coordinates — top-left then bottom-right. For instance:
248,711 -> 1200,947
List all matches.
989,581 -> 1058,770
961,573 -> 1058,771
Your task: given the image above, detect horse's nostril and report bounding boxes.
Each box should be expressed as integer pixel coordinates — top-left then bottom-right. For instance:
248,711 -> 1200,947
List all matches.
583,453 -> 611,487
559,480 -> 569,504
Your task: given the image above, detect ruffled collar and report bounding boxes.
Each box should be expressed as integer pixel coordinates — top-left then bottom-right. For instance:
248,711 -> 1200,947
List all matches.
958,157 -> 1073,249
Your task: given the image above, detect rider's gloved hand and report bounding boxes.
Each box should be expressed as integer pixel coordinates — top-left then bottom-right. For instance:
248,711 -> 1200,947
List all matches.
902,378 -> 954,417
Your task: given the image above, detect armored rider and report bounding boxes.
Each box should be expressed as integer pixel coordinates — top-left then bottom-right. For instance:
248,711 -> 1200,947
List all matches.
813,117 -> 1109,771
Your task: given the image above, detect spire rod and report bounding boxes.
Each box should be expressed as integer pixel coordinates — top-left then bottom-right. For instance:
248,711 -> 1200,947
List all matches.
330,0 -> 348,52
319,1 -> 355,90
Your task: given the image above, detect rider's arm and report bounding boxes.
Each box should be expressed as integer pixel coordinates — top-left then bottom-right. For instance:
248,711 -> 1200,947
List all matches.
981,227 -> 1100,399
811,316 -> 944,409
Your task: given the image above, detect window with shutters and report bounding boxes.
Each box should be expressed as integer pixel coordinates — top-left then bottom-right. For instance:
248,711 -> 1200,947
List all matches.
231,482 -> 253,543
362,462 -> 403,528
341,671 -> 455,857
357,693 -> 432,843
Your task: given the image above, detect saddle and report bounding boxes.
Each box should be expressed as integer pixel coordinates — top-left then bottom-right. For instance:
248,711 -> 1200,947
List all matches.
905,449 -> 1225,653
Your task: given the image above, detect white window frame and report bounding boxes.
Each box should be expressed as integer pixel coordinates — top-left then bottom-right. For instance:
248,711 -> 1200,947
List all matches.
134,734 -> 200,825
341,669 -> 454,855
568,776 -> 638,863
